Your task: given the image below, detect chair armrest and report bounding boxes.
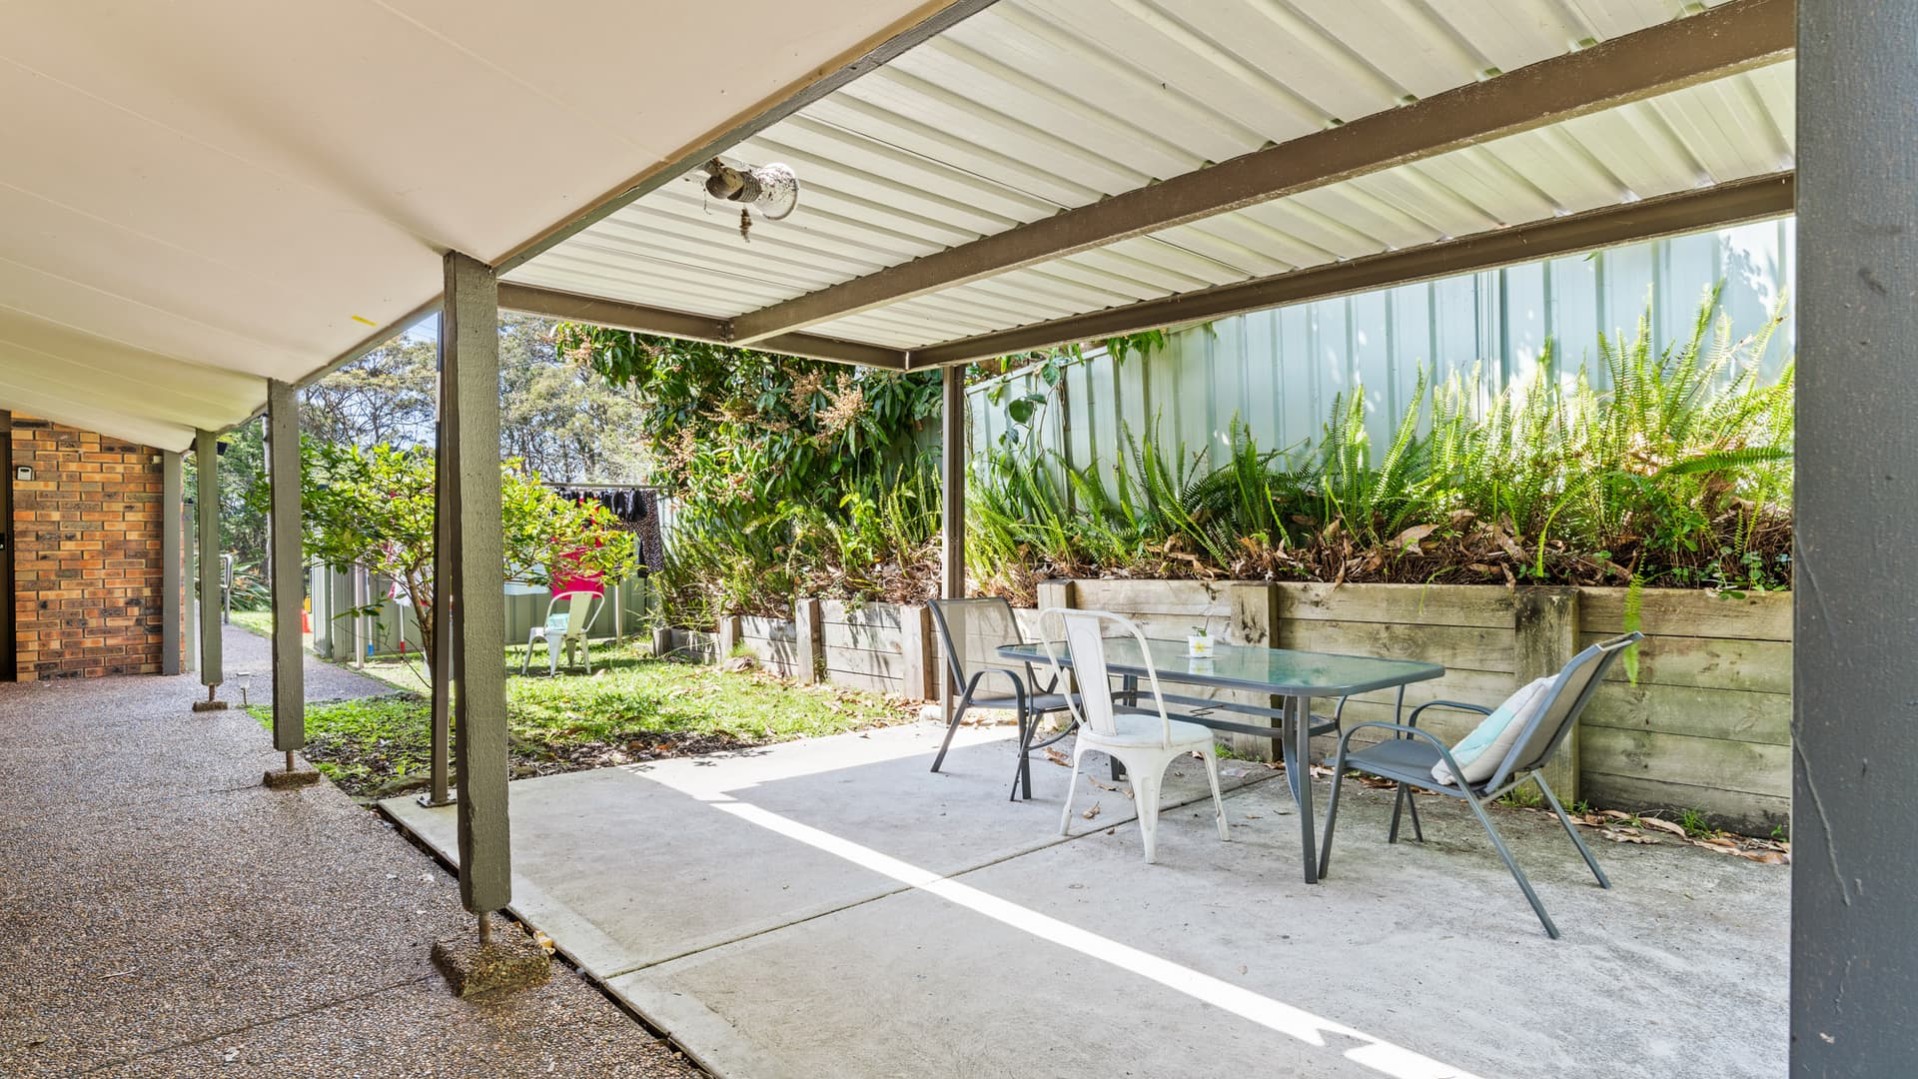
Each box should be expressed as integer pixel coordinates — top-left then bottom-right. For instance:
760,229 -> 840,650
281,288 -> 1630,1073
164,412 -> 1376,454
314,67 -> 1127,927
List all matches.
1336,721 -> 1475,791
965,667 -> 1030,710
1406,699 -> 1493,728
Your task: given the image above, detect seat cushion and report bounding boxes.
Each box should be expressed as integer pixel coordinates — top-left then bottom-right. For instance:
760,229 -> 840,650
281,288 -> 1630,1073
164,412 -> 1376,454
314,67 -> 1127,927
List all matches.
1432,676 -> 1553,786
1077,713 -> 1214,750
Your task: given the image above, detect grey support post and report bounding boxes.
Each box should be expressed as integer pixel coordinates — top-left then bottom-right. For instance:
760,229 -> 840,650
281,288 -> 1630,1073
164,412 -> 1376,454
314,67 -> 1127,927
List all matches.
1794,4 -> 1918,1073
262,380 -> 315,788
939,366 -> 965,717
439,252 -> 517,948
161,450 -> 183,676
192,429 -> 225,711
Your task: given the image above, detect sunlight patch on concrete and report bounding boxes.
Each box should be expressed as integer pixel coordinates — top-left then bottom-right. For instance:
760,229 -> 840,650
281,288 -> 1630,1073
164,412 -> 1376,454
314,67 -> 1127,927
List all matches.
704,792 -> 1481,1079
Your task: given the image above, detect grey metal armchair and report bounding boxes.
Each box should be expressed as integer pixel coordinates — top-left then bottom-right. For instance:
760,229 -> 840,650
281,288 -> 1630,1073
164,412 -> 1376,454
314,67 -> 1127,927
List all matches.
1317,632 -> 1641,939
928,597 -> 1077,801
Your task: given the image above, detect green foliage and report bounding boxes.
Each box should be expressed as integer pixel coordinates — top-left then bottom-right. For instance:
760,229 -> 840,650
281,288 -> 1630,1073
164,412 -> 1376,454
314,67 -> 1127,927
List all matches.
226,559 -> 273,611
183,420 -> 269,569
301,314 -> 647,481
970,293 -> 1793,605
1679,807 -> 1712,838
291,439 -> 636,674
554,325 -> 944,622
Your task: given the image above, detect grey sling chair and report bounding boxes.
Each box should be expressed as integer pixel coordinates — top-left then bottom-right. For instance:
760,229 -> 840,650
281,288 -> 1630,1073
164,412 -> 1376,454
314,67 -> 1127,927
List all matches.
928,597 -> 1078,800
1316,632 -> 1642,939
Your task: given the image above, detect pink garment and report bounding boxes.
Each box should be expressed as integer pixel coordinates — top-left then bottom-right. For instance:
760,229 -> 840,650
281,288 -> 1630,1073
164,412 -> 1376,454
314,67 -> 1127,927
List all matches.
550,545 -> 605,598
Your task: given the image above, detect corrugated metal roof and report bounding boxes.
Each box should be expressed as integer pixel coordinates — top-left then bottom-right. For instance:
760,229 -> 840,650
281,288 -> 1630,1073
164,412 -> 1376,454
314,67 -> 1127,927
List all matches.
510,0 -> 1792,356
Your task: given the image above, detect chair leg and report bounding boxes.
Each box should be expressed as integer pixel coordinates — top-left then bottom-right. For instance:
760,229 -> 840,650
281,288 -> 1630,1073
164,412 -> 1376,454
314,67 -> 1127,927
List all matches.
1317,742 -> 1350,879
1008,708 -> 1037,802
1535,772 -> 1610,889
1460,788 -> 1560,939
1406,786 -> 1426,842
1131,761 -> 1164,864
1389,785 -> 1407,844
1058,744 -> 1084,836
929,693 -> 972,774
1200,745 -> 1229,841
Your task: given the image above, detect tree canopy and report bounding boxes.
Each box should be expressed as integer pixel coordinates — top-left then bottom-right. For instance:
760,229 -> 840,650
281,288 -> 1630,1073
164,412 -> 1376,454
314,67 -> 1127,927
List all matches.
297,439 -> 637,673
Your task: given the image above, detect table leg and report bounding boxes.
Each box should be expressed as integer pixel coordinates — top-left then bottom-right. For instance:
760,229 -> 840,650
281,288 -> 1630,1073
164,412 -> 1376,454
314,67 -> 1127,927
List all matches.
1111,674 -> 1136,782
1291,694 -> 1318,885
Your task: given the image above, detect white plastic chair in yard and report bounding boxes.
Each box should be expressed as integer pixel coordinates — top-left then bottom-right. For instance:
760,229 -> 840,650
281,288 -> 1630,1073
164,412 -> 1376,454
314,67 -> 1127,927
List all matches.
1040,608 -> 1229,864
521,590 -> 604,675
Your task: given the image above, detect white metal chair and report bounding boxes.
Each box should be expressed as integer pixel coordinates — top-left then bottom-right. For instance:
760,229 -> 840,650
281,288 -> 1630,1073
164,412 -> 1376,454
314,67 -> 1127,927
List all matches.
1039,608 -> 1229,864
521,589 -> 604,675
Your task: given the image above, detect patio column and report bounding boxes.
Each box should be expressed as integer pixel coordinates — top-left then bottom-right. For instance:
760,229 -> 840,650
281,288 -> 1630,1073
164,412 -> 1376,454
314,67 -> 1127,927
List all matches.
264,380 -> 310,784
191,429 -> 224,711
940,365 -> 965,714
160,450 -> 183,676
1794,3 -> 1918,1073
438,251 -> 514,940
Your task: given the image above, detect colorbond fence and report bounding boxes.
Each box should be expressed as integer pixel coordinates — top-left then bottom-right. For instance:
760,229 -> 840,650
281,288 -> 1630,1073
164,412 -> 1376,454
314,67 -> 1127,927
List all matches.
967,217 -> 1796,475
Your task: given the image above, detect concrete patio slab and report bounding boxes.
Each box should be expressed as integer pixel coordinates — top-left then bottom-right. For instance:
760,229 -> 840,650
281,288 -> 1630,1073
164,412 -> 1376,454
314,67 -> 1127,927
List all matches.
382,718 -> 1788,1078
383,722 -> 1271,978
611,766 -> 1785,1078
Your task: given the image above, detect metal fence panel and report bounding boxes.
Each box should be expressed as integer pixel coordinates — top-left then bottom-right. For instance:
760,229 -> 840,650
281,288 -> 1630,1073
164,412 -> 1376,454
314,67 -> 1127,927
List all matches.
970,218 -> 1797,469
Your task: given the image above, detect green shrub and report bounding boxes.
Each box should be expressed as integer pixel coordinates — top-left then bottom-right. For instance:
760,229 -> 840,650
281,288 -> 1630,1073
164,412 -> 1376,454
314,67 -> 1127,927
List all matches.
970,292 -> 1792,605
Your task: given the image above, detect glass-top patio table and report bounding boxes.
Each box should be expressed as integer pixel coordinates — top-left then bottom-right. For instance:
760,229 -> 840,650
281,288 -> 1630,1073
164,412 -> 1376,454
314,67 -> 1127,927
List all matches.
997,637 -> 1444,884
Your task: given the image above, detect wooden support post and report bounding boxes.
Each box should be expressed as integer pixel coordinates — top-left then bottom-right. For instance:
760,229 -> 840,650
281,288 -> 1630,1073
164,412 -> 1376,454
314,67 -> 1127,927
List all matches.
794,597 -> 824,684
900,604 -> 934,701
266,380 -> 305,756
717,614 -> 742,659
1033,579 -> 1075,617
1228,582 -> 1283,762
442,251 -> 511,921
940,366 -> 965,719
1515,587 -> 1580,803
161,450 -> 183,676
192,429 -> 224,709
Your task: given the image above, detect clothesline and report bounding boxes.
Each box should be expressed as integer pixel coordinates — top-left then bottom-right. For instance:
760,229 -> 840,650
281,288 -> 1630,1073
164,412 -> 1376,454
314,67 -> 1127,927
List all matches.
547,483 -> 665,571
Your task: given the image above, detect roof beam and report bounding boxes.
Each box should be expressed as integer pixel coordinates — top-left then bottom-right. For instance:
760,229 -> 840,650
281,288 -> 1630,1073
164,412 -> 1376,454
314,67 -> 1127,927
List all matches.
729,0 -> 1795,345
498,284 -> 907,369
491,0 -> 1003,275
907,172 -> 1795,368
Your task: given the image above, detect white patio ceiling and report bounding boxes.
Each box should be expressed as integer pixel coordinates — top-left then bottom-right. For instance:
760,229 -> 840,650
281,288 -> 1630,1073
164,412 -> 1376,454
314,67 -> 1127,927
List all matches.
0,0 -> 1796,450
508,0 -> 1795,365
0,0 -> 959,450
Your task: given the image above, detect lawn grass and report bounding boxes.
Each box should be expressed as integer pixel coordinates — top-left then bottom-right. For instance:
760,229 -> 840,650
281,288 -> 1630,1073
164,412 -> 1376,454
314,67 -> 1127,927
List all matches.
252,642 -> 920,799
229,608 -> 273,638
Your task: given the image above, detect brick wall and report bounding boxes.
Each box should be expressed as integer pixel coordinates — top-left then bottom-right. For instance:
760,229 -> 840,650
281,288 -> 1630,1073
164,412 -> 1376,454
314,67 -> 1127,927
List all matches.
9,419 -> 175,679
